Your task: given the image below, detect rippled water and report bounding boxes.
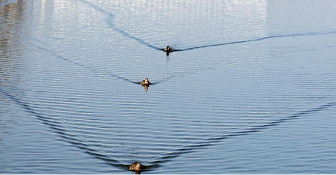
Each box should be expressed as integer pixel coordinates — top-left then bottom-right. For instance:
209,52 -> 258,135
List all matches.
1,0 -> 336,173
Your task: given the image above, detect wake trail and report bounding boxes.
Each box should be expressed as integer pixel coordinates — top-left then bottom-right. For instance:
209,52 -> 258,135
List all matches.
151,101 -> 336,166
0,87 -> 128,170
77,0 -> 336,54
18,35 -> 172,86
77,0 -> 162,51
176,31 -> 336,52
3,84 -> 335,171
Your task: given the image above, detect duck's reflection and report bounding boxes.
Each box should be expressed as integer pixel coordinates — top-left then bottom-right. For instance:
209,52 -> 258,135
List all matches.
142,84 -> 149,91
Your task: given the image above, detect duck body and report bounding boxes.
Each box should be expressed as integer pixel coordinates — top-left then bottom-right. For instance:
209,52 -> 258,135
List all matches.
141,78 -> 150,85
129,162 -> 143,173
164,45 -> 173,53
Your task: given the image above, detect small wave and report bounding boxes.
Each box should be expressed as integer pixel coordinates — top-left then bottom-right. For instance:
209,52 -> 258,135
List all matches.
151,101 -> 336,166
0,88 -> 129,171
2,86 -> 335,171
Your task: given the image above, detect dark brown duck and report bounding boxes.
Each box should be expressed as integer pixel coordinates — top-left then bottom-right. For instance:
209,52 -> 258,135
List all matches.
129,162 -> 143,173
141,78 -> 150,85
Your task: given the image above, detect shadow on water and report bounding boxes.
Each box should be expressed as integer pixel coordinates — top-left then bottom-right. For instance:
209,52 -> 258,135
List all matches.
1,87 -> 335,172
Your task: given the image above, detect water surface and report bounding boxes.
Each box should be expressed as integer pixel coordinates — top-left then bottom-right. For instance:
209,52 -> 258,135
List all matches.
1,0 -> 336,173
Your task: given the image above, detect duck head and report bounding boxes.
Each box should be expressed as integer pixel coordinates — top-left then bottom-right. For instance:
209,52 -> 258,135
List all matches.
129,162 -> 143,173
141,78 -> 150,85
164,45 -> 172,52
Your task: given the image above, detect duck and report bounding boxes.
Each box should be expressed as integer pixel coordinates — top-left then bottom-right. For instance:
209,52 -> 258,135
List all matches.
129,162 -> 143,173
141,78 -> 150,85
164,45 -> 173,53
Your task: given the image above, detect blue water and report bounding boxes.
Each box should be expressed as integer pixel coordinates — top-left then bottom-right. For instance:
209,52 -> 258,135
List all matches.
1,0 -> 336,173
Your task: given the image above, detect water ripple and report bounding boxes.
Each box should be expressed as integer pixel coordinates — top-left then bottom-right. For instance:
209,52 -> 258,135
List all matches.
1,86 -> 335,171
77,0 -> 336,54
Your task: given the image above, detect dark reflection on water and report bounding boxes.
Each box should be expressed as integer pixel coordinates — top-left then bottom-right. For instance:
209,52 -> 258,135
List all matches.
0,0 -> 25,87
1,0 -> 336,174
0,0 -> 17,7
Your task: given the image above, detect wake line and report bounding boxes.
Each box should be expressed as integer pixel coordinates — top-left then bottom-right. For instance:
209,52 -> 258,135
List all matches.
0,88 -> 128,170
151,101 -> 336,166
21,34 -> 217,87
175,31 -> 336,52
6,21 -> 183,87
19,35 -> 171,86
22,39 -> 136,84
20,34 -> 219,87
61,0 -> 336,87
2,86 -> 335,171
77,0 -> 161,51
77,0 -> 336,53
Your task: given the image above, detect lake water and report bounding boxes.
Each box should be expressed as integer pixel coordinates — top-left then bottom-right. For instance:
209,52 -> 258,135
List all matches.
1,0 -> 336,173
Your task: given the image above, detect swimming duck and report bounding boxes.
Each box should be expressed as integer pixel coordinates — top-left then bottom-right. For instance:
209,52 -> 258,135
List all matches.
141,78 -> 150,85
164,45 -> 173,53
129,162 -> 143,173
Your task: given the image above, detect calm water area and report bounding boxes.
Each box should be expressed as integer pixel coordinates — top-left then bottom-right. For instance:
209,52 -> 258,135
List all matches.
1,0 -> 336,173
